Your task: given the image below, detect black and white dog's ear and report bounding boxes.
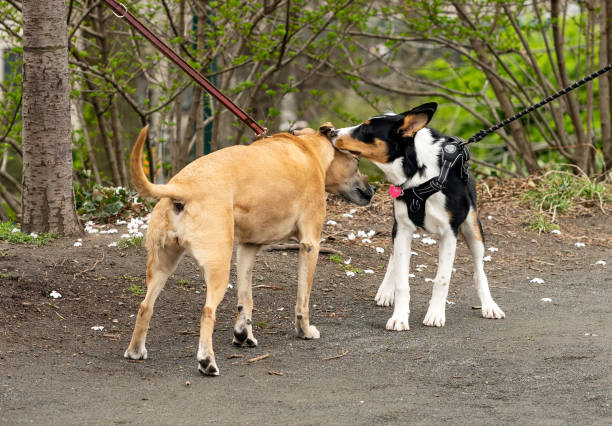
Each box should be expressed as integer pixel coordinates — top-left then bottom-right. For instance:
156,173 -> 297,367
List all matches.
397,102 -> 438,137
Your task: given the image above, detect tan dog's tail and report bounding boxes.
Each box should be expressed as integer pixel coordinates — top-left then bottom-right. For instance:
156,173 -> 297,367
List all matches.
130,126 -> 186,201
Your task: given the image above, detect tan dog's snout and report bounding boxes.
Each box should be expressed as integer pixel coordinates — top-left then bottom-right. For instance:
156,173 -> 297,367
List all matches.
325,150 -> 375,206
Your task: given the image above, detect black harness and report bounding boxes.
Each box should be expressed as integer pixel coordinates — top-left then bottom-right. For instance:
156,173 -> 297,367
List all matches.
397,137 -> 470,225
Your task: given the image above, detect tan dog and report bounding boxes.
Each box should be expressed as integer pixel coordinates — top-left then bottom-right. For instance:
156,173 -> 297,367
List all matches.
124,124 -> 374,375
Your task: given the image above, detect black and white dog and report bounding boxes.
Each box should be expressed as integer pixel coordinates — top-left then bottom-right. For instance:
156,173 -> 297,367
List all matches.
332,103 -> 505,331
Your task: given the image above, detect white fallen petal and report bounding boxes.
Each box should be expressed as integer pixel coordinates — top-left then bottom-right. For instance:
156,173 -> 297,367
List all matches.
116,220 -> 127,225
412,233 -> 421,239
483,255 -> 492,262
411,251 -> 418,256
530,277 -> 545,284
345,271 -> 355,277
540,297 -> 552,302
421,237 -> 437,245
575,242 -> 585,247
446,300 -> 456,305
361,238 -> 372,244
11,228 -> 19,233
357,230 -> 367,237
29,233 -> 38,238
342,213 -> 354,218
227,283 -> 233,289
364,269 -> 374,274
120,234 -> 131,239
595,260 -> 606,266
375,247 -> 384,253
367,230 -> 375,237
551,229 -> 561,235
416,264 -> 427,269
487,215 -> 493,220
344,257 -> 352,265
350,209 -> 357,214
49,290 -> 62,299
425,278 -> 434,283
73,241 -> 82,247
326,220 -> 337,226
488,247 -> 498,252
91,325 -> 104,331
347,233 -> 356,240
408,273 -> 415,278
584,332 -> 598,337
107,242 -> 118,247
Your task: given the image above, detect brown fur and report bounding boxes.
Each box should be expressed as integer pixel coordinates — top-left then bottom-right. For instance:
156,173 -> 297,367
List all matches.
124,125 -> 373,376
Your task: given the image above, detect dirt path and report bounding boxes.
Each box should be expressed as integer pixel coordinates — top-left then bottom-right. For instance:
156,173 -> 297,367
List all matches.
0,191 -> 610,425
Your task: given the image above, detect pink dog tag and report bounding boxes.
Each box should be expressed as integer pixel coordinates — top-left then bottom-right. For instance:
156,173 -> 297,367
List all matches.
389,185 -> 403,199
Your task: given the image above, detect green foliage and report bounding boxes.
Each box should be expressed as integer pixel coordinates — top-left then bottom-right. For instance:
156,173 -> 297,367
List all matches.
126,284 -> 146,295
521,170 -> 610,232
329,253 -> 343,264
522,171 -> 610,214
177,279 -> 190,286
117,235 -> 144,249
74,184 -> 152,222
0,222 -> 58,246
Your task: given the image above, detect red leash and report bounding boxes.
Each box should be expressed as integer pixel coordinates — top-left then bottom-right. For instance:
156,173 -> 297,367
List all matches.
101,0 -> 267,137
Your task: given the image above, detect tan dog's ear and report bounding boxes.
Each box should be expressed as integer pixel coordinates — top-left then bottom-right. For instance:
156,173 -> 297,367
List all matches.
318,122 -> 335,139
291,127 -> 316,136
398,102 -> 437,138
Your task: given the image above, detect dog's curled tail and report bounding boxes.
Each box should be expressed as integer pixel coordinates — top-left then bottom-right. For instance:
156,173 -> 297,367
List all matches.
130,126 -> 186,201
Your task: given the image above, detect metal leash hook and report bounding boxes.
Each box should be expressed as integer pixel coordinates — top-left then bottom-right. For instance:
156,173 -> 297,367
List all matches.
110,2 -> 127,18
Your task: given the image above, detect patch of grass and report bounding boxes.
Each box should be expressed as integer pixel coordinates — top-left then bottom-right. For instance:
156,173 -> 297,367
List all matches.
521,171 -> 610,232
122,274 -> 142,282
0,222 -> 58,246
0,272 -> 8,278
525,213 -> 560,233
126,284 -> 146,295
329,254 -> 362,274
177,279 -> 190,286
117,235 -> 143,249
255,321 -> 269,329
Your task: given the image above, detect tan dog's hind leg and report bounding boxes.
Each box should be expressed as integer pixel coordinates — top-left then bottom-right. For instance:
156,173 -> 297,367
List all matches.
233,243 -> 260,347
294,229 -> 322,339
124,243 -> 184,360
460,211 -> 505,320
190,223 -> 234,376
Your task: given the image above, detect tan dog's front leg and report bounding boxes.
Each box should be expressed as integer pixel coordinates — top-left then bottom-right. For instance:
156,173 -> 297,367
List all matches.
233,243 -> 260,347
294,239 -> 321,339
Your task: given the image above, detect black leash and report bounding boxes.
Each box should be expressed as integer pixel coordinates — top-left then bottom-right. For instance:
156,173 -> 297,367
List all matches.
401,62 -> 612,215
462,62 -> 612,146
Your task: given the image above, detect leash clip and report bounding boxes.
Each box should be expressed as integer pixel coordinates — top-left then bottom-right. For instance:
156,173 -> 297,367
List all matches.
110,2 -> 127,18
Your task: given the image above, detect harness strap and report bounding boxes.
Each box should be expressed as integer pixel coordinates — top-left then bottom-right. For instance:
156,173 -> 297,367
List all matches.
405,137 -> 470,213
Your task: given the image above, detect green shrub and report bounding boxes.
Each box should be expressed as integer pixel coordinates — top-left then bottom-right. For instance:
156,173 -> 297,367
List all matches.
0,222 -> 57,245
74,184 -> 153,222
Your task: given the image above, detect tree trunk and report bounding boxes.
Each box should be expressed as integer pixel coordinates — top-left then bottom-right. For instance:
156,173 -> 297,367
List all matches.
604,0 -> 612,171
21,0 -> 82,235
470,40 -> 539,174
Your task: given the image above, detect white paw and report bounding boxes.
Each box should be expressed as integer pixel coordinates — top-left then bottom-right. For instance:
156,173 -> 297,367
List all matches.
296,325 -> 320,339
124,346 -> 147,360
423,305 -> 446,327
482,302 -> 505,319
385,314 -> 409,331
375,282 -> 394,306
